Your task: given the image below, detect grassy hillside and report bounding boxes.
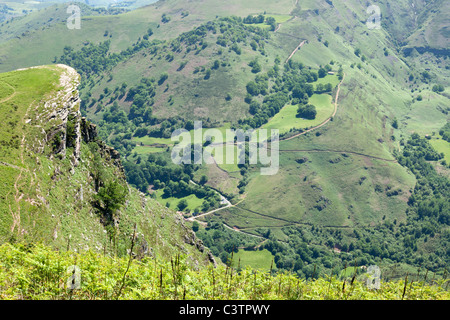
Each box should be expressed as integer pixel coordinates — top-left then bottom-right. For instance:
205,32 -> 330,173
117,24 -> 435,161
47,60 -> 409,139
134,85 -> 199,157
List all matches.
0,0 -> 296,72
0,65 -> 212,267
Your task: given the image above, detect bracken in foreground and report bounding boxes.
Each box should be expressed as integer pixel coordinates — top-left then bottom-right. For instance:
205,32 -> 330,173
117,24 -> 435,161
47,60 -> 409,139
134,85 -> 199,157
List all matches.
0,243 -> 448,300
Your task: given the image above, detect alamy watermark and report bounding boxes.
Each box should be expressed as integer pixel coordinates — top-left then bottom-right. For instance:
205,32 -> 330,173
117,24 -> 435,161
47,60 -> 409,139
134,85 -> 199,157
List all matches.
66,265 -> 81,289
366,5 -> 381,30
365,265 -> 381,289
171,121 -> 279,175
67,5 -> 81,30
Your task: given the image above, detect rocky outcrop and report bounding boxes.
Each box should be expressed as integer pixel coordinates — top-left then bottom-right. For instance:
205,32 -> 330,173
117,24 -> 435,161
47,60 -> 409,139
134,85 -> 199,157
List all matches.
38,65 -> 82,165
184,229 -> 217,267
80,117 -> 98,143
38,65 -> 124,172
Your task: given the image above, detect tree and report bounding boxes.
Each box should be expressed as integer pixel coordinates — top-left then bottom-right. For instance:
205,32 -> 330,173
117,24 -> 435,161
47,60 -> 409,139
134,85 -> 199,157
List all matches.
177,199 -> 188,211
249,59 -> 261,73
199,175 -> 208,185
231,43 -> 241,55
249,101 -> 260,114
192,221 -> 200,232
178,60 -> 188,71
432,84 -> 444,93
256,14 -> 265,23
315,83 -> 324,93
392,118 -> 398,129
246,81 -> 260,96
158,73 -> 168,85
224,239 -> 239,253
204,68 -> 212,80
220,252 -> 230,264
318,67 -> 327,78
95,181 -> 127,216
265,17 -> 277,31
243,15 -> 253,24
161,13 -> 171,23
297,104 -> 317,119
337,67 -> 344,80
163,186 -> 173,197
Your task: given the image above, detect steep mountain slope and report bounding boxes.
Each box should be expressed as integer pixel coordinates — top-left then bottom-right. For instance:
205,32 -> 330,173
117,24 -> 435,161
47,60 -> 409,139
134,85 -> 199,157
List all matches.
0,64 -> 214,267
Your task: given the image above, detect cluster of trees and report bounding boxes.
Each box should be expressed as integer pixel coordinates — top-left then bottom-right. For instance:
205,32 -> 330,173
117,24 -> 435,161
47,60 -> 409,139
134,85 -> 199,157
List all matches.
161,13 -> 171,23
125,77 -> 156,126
432,84 -> 445,93
102,102 -> 129,126
315,82 -> 333,93
242,92 -> 289,128
57,42 -> 112,77
240,58 -> 325,128
318,64 -> 332,78
439,122 -> 450,142
123,153 -> 221,213
124,153 -> 190,192
291,82 -> 314,104
242,14 -> 277,31
245,74 -> 269,97
194,216 -> 260,264
398,132 -> 444,162
212,17 -> 270,53
248,58 -> 262,73
397,133 -> 449,225
57,36 -> 161,80
243,14 -> 265,24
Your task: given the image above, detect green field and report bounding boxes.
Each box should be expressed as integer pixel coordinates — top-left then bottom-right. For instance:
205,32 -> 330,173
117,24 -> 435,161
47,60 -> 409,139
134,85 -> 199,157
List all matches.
231,248 -> 274,271
429,138 -> 450,163
244,14 -> 293,29
262,93 -> 334,134
132,145 -> 166,154
132,125 -> 236,156
206,144 -> 241,172
153,189 -> 205,213
314,74 -> 340,88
